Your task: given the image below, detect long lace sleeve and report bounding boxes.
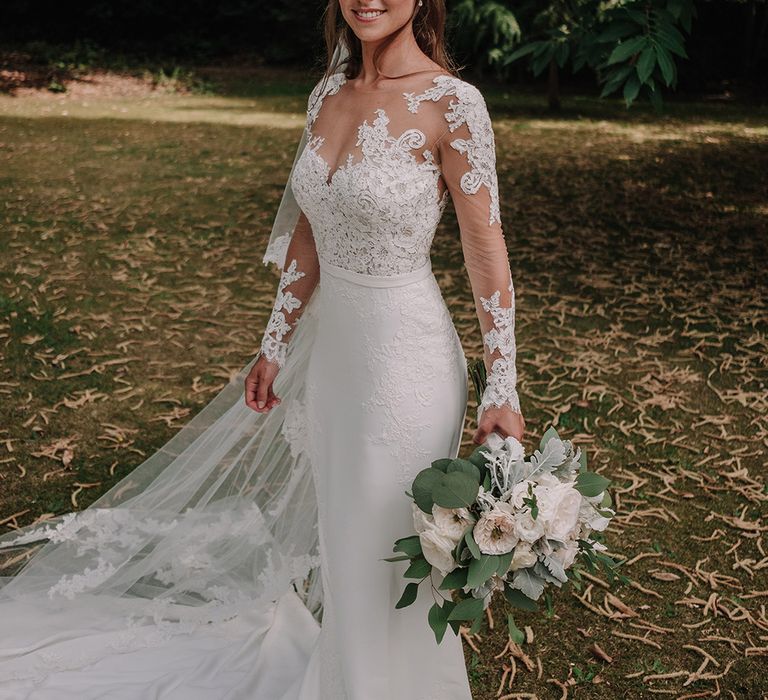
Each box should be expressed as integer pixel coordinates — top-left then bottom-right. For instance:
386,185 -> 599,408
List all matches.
436,82 -> 522,420
259,86 -> 322,368
259,211 -> 320,367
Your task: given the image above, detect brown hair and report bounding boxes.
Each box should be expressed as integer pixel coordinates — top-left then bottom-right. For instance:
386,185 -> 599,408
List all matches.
319,0 -> 462,82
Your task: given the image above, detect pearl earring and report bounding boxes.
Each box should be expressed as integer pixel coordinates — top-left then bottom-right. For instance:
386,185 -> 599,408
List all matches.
418,0 -> 423,5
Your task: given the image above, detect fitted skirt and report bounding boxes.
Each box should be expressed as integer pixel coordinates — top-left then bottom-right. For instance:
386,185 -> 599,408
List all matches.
296,257 -> 473,700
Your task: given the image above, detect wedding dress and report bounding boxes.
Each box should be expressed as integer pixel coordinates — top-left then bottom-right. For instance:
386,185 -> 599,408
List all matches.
0,41 -> 521,700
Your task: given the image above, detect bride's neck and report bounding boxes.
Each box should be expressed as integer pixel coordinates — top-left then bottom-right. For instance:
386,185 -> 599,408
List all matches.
357,30 -> 433,84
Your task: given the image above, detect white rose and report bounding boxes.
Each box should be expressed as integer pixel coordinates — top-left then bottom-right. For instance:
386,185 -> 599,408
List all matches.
509,541 -> 537,571
412,502 -> 434,534
515,509 -> 545,544
419,527 -> 458,576
473,502 -> 519,555
509,480 -> 535,509
551,539 -> 579,570
534,472 -> 560,489
539,483 -> 582,542
432,505 -> 475,541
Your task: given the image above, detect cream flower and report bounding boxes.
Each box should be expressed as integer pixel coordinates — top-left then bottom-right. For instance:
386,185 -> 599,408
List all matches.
515,509 -> 545,544
419,528 -> 458,576
539,483 -> 582,542
509,541 -> 537,571
509,480 -> 535,509
473,502 -> 519,555
432,505 -> 476,541
412,502 -> 434,534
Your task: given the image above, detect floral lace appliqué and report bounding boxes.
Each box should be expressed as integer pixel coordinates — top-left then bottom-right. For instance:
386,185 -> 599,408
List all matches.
404,75 -> 501,226
260,258 -> 306,367
478,277 -> 521,418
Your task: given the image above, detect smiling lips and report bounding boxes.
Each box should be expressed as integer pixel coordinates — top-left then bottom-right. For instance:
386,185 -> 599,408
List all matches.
353,8 -> 386,21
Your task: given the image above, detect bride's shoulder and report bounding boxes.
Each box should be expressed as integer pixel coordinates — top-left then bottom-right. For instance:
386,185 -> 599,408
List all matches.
405,73 -> 491,125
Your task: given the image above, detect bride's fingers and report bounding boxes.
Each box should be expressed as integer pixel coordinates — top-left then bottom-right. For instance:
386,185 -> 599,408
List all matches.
256,373 -> 270,410
244,375 -> 260,411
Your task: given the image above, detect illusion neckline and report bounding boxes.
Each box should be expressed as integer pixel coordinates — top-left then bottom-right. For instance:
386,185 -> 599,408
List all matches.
339,70 -> 455,94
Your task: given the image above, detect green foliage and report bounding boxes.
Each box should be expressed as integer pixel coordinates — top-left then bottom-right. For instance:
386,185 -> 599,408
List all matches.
453,0 -> 696,109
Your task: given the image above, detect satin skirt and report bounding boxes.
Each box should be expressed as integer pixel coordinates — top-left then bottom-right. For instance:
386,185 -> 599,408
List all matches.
0,258 -> 472,700
295,258 -> 472,700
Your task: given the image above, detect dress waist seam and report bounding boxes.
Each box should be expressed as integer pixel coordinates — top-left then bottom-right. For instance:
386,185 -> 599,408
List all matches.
319,258 -> 433,288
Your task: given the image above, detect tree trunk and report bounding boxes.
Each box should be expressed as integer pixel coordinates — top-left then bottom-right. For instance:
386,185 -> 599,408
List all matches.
547,56 -> 560,111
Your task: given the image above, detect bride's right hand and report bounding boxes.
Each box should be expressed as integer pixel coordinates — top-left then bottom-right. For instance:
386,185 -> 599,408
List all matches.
244,355 -> 281,413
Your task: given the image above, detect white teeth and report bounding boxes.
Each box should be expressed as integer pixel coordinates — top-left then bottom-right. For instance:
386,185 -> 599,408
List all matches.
355,9 -> 384,17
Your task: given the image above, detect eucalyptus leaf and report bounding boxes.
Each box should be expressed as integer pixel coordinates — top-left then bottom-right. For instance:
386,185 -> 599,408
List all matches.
504,584 -> 538,611
430,458 -> 452,473
464,528 -> 482,560
393,535 -> 422,557
467,554 -> 500,589
496,550 -> 514,577
404,556 -> 431,579
395,582 -> 419,609
439,566 -> 469,590
432,471 -> 479,509
447,595 -> 485,622
428,602 -> 449,644
446,458 -> 481,484
412,468 -> 442,514
574,471 -> 611,497
507,612 -> 525,644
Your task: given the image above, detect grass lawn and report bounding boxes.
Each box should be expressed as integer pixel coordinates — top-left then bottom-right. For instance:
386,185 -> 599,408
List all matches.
1,66 -> 767,698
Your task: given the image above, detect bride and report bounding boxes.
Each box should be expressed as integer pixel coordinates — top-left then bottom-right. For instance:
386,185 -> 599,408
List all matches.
0,0 -> 525,698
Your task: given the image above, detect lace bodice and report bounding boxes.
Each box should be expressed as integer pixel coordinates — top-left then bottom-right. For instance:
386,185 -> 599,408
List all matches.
260,70 -> 521,418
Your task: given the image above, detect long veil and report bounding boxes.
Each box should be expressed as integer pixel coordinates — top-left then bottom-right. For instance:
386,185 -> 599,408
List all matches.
0,39 -> 351,684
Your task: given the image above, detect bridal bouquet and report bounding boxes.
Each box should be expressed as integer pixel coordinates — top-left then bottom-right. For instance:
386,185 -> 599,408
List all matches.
387,364 -> 620,644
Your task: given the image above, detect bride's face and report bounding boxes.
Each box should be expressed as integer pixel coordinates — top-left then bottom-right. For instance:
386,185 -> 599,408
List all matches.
339,0 -> 418,42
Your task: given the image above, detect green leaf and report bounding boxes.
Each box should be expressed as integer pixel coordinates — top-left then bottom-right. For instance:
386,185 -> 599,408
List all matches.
507,612 -> 525,644
496,550 -> 514,577
428,602 -> 450,643
655,44 -> 675,86
510,567 -> 545,600
578,447 -> 587,473
465,528 -> 482,559
468,445 -> 490,469
600,490 -> 613,508
539,425 -> 560,451
606,35 -> 647,65
504,584 -> 539,611
469,613 -> 484,634
431,458 -> 452,473
574,472 -> 611,497
623,73 -> 641,106
382,554 -> 411,562
395,582 -> 419,609
412,468 -> 442,514
467,554 -> 501,589
447,595 -> 485,621
439,566 -> 469,590
432,471 -> 480,509
503,41 -> 540,65
600,63 -> 634,98
446,458 -> 481,484
393,535 -> 422,557
596,21 -> 639,43
404,556 -> 431,579
637,46 -> 656,82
